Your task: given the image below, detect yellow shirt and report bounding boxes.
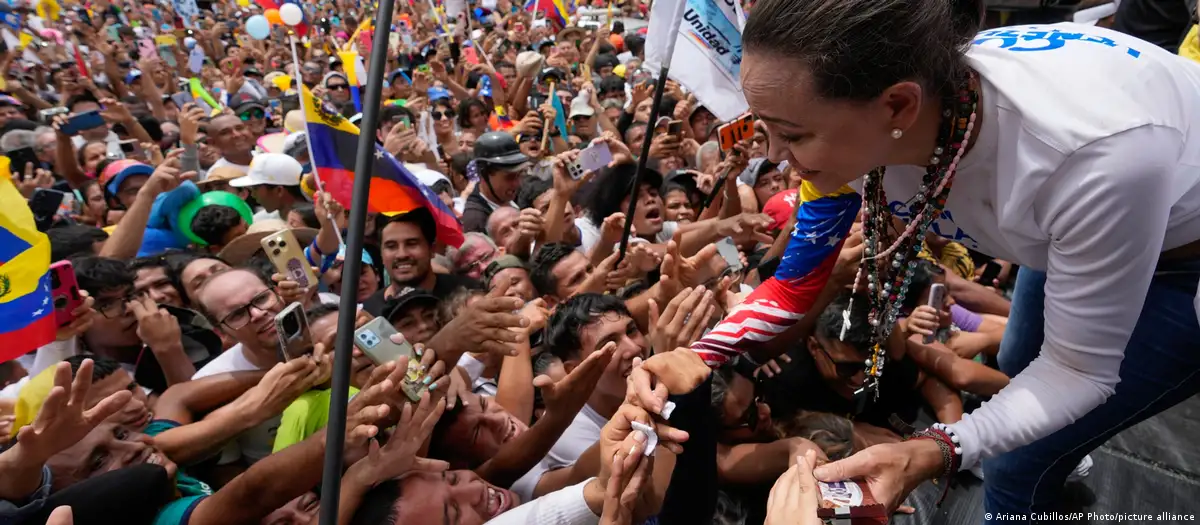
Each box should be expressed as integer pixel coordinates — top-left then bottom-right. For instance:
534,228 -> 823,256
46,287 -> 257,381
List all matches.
1181,25 -> 1200,64
272,386 -> 360,452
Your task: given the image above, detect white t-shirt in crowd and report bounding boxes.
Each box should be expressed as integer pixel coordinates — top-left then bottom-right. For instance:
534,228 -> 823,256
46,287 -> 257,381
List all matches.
576,216 -> 679,254
207,157 -> 251,178
851,23 -> 1200,469
192,344 -> 279,464
510,404 -> 607,501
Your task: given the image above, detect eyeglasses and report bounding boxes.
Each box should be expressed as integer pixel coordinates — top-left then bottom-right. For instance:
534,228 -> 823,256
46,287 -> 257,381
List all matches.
723,376 -> 764,432
431,110 -> 455,121
94,295 -> 134,319
239,108 -> 265,121
327,83 -> 349,91
218,289 -> 280,330
817,344 -> 866,379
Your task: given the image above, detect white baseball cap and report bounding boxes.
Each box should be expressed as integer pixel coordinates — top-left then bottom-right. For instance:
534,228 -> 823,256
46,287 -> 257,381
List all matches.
230,153 -> 303,187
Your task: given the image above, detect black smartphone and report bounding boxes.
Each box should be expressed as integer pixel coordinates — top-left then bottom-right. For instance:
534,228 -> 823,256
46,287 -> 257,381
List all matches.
978,260 -> 1002,285
6,147 -> 40,178
29,188 -> 66,231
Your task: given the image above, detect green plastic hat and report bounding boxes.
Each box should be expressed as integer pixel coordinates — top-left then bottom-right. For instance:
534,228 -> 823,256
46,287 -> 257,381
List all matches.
175,191 -> 255,246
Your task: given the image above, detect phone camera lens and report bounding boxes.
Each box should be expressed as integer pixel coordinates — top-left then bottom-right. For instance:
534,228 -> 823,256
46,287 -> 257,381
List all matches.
273,249 -> 281,255
54,295 -> 66,308
279,241 -> 287,248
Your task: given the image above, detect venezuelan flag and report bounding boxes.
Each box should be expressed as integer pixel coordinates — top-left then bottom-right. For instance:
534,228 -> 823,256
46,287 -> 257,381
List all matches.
301,86 -> 465,248
526,0 -> 570,28
691,182 -> 860,366
0,156 -> 55,362
338,49 -> 363,113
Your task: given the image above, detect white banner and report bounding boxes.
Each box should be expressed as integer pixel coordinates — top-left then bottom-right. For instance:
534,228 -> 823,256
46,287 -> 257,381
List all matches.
644,0 -> 749,122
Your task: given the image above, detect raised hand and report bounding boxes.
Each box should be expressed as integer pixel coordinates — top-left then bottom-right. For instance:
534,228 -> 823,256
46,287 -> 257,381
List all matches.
764,450 -> 823,525
600,434 -> 654,525
347,391 -> 448,486
534,341 -> 614,418
128,294 -> 182,351
429,292 -> 527,358
242,357 -> 323,419
624,347 -> 711,416
14,360 -> 133,463
56,290 -> 96,341
647,286 -> 716,354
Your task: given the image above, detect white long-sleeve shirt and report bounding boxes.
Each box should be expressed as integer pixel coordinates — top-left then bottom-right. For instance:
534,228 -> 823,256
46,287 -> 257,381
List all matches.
865,23 -> 1200,469
484,479 -> 599,525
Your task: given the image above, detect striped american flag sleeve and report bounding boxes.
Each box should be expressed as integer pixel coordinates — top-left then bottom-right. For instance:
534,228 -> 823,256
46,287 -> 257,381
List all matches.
691,183 -> 861,366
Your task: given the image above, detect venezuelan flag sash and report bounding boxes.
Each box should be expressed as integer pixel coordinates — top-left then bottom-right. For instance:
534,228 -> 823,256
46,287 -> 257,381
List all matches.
692,182 -> 860,366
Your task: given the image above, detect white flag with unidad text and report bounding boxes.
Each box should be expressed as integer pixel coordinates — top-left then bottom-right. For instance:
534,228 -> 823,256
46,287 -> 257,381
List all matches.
644,0 -> 749,121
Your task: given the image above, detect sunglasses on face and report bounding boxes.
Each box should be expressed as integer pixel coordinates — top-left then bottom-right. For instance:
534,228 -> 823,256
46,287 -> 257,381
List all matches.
240,109 -> 265,121
819,345 -> 866,379
327,83 -> 349,91
431,110 -> 455,121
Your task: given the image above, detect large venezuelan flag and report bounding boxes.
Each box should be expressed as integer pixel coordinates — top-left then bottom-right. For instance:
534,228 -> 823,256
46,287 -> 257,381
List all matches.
525,0 -> 570,29
302,86 -> 465,248
0,156 -> 55,362
692,182 -> 860,366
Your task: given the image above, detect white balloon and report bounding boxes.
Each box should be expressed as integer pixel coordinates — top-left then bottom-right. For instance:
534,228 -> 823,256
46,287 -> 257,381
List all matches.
279,3 -> 304,26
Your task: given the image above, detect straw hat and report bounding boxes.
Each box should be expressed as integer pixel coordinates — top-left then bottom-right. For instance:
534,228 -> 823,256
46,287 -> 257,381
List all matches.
217,218 -> 317,265
196,166 -> 249,190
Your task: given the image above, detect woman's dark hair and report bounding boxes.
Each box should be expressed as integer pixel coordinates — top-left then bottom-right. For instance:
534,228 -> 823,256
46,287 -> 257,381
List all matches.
48,224 -> 108,262
456,98 -> 489,130
742,0 -> 984,100
288,203 -> 321,228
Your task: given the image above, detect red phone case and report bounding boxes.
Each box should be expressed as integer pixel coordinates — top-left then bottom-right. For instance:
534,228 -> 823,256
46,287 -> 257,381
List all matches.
50,260 -> 84,327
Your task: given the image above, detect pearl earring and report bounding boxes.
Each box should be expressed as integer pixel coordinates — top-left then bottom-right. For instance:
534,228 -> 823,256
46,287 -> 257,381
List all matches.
891,128 -> 903,139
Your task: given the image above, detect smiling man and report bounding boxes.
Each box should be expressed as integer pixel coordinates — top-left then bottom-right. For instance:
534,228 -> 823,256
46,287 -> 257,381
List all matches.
362,209 -> 478,316
192,267 -> 289,464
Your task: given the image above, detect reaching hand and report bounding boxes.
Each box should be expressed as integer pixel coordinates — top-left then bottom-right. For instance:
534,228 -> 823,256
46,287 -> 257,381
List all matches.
600,435 -> 654,525
429,292 -> 527,357
594,132 -> 634,167
243,357 -> 324,419
716,213 -> 774,246
56,290 -> 95,341
128,295 -> 182,351
98,97 -> 134,124
14,360 -> 133,463
271,269 -> 320,309
764,450 -> 823,525
599,213 -> 629,248
348,391 -> 448,486
659,235 -> 719,296
141,150 -> 192,197
812,438 -> 944,514
624,348 -> 711,415
551,149 -> 594,196
904,305 -> 940,338
648,286 -> 716,354
534,341 -> 614,418
514,207 -> 546,244
179,104 -> 206,146
15,164 -> 53,198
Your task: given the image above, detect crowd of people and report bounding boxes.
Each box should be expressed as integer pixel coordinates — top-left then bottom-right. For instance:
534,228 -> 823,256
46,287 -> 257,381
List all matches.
2,0 -> 1198,524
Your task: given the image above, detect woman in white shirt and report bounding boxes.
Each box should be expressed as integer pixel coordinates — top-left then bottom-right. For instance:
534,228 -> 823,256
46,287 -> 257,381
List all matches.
723,0 -> 1200,521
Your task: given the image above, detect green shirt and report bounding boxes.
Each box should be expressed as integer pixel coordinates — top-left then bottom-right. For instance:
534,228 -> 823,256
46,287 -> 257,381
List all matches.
272,387 -> 360,453
145,420 -> 214,525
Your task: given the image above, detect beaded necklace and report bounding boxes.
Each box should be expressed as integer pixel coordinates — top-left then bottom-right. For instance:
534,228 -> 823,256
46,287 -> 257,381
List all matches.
844,72 -> 979,405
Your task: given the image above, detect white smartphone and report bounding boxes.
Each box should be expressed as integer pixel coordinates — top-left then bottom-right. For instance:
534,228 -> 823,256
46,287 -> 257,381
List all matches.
717,236 -> 742,273
275,302 -> 313,360
924,283 -> 947,344
576,141 -> 613,174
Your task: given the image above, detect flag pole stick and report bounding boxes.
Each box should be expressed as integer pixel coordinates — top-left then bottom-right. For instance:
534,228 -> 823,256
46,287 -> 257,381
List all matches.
289,32 -> 344,246
317,0 -> 395,521
616,44 -> 676,264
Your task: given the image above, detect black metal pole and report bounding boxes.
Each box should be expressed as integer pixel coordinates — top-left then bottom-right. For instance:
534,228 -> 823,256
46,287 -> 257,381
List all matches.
317,2 -> 395,524
616,66 -> 671,264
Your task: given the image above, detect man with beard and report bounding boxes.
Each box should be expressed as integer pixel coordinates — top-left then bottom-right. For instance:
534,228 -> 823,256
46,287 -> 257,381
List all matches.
362,209 -> 479,316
